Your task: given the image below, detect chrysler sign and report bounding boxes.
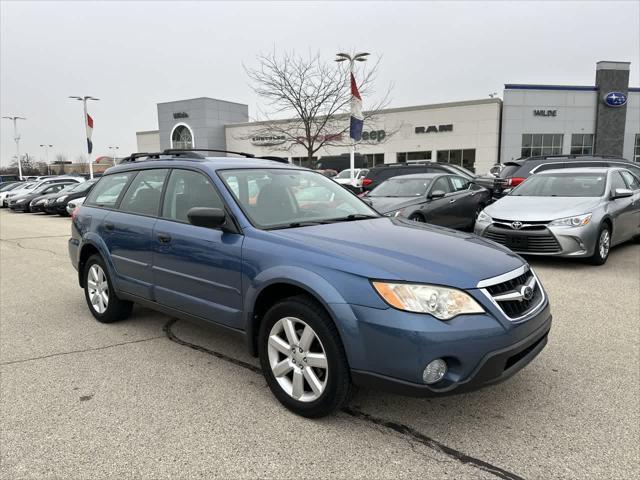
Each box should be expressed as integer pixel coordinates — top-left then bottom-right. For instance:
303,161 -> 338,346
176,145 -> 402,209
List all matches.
251,135 -> 286,146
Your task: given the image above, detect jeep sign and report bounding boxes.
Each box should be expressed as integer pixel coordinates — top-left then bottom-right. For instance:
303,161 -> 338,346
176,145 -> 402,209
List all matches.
361,130 -> 386,141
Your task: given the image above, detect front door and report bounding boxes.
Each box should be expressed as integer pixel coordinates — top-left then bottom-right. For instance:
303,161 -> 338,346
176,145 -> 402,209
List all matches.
422,175 -> 457,227
152,168 -> 244,329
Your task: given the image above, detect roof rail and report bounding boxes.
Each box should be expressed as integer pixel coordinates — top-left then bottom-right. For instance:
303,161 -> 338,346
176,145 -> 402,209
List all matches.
163,149 -> 290,164
521,154 -> 626,162
119,149 -> 290,164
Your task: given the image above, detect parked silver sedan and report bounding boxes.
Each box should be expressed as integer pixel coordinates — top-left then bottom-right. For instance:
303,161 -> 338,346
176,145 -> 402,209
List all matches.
474,167 -> 640,265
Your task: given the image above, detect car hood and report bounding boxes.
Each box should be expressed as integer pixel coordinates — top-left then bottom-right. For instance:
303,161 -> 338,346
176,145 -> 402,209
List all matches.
485,195 -> 602,221
268,218 -> 524,289
368,196 -> 424,213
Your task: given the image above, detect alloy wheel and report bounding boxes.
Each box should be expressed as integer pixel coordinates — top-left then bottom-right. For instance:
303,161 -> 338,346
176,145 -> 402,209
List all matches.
267,317 -> 328,402
87,264 -> 109,314
599,229 -> 610,259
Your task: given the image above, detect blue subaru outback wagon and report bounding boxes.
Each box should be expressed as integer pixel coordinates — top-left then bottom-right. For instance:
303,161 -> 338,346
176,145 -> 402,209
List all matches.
69,151 -> 552,417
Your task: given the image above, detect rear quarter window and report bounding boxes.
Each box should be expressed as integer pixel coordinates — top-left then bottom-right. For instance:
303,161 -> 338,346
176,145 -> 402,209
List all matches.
85,172 -> 135,208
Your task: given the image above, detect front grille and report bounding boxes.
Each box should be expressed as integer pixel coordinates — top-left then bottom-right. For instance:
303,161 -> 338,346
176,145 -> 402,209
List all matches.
483,269 -> 544,320
483,228 -> 560,253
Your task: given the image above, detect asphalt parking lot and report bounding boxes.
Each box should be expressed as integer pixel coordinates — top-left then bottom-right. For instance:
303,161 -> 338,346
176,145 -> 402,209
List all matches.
0,209 -> 638,479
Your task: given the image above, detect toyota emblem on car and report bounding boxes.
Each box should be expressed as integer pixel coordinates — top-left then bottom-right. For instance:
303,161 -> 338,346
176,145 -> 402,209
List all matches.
511,221 -> 523,230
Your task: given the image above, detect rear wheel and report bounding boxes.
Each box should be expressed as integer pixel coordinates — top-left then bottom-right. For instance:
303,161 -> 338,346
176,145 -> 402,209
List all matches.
589,224 -> 611,265
258,295 -> 351,418
83,254 -> 133,322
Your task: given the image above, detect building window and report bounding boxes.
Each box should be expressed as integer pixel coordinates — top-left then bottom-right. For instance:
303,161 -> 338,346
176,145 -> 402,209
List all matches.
291,156 -> 317,168
171,124 -> 193,149
363,153 -> 385,167
570,134 -> 594,155
635,134 -> 640,163
521,134 -> 563,158
436,149 -> 476,172
396,151 -> 432,163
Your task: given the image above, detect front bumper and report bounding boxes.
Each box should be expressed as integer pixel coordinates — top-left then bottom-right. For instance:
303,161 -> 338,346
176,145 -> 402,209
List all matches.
474,221 -> 599,257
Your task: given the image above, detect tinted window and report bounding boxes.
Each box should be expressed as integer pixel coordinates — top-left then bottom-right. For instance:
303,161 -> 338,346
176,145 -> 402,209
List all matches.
610,172 -> 627,193
119,169 -> 168,216
511,173 -> 606,197
498,163 -> 523,178
369,177 -> 432,197
431,177 -> 452,194
162,169 -> 223,223
85,172 -> 135,208
620,170 -> 640,190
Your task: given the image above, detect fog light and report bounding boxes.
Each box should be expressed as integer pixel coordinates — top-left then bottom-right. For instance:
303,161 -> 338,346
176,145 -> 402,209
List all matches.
423,359 -> 447,384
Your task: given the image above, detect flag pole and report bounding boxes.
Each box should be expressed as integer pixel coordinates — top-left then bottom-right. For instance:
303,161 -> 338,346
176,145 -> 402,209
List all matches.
83,98 -> 94,179
349,59 -> 355,182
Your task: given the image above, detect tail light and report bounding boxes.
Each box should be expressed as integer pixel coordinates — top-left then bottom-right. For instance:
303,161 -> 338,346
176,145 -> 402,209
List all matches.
362,178 -> 373,186
71,205 -> 81,221
507,177 -> 526,187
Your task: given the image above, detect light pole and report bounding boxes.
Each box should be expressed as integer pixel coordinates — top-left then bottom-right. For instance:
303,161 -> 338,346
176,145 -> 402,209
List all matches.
108,145 -> 119,165
39,144 -> 53,173
69,95 -> 99,178
335,52 -> 369,181
2,115 -> 26,179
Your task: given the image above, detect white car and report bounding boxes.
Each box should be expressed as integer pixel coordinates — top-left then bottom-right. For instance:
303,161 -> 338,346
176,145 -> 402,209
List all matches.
333,169 -> 369,189
66,197 -> 85,215
1,182 -> 36,207
3,176 -> 85,206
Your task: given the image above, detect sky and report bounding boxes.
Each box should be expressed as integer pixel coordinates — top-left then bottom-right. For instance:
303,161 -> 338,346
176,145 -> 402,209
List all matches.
1,0 -> 639,167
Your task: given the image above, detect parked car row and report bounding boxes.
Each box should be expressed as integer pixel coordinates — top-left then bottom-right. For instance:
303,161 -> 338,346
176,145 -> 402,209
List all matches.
0,175 -> 95,215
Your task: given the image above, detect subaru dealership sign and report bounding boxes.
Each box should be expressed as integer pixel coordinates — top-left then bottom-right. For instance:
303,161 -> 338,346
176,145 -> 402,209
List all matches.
603,92 -> 627,107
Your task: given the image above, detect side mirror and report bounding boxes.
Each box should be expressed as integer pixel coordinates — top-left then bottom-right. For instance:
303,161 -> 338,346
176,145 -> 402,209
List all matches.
429,190 -> 446,199
612,188 -> 633,199
362,197 -> 373,206
187,207 -> 226,229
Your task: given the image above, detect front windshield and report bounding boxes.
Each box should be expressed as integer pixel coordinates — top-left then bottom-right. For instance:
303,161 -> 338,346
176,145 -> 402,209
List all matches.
219,169 -> 378,229
335,169 -> 355,179
510,173 -> 606,197
369,177 -> 432,197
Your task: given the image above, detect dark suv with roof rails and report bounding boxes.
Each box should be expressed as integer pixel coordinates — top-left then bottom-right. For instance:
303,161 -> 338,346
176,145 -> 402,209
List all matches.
69,148 -> 551,418
361,161 -> 475,192
477,154 -> 640,199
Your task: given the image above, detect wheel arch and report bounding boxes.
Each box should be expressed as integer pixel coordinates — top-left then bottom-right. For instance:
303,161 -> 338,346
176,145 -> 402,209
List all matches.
77,235 -> 114,288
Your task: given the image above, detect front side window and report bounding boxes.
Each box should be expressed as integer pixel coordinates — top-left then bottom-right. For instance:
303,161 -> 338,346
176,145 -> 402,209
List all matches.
511,173 -> 606,197
162,169 -> 223,223
610,172 -> 627,194
369,177 -> 432,197
119,169 -> 168,216
449,176 -> 470,191
85,172 -> 136,208
431,176 -> 452,194
570,134 -> 594,155
521,134 -> 563,158
219,169 -> 377,229
620,170 -> 640,190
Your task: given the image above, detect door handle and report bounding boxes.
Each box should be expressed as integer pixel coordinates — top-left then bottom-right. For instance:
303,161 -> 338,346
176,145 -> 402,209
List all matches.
449,199 -> 456,203
157,233 -> 172,244
104,222 -> 114,231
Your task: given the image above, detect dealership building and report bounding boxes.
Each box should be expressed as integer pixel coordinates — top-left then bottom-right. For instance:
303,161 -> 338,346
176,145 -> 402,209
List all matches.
136,61 -> 639,173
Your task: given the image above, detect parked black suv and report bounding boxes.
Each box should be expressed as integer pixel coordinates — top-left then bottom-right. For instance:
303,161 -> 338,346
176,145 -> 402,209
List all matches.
477,155 -> 640,198
362,162 -> 473,192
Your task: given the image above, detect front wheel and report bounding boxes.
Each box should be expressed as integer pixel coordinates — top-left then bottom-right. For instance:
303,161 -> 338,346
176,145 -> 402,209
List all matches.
589,224 -> 611,265
258,295 -> 352,418
83,254 -> 133,322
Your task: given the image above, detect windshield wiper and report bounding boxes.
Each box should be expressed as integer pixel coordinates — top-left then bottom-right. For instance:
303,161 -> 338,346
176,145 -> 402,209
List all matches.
266,221 -> 329,230
326,213 -> 380,223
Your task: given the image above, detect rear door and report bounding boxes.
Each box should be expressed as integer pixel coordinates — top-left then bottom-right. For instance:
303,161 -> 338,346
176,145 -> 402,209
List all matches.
103,169 -> 168,299
152,168 -> 244,329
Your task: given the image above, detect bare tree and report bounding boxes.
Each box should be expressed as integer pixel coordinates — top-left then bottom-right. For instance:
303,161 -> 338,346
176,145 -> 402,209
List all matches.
55,153 -> 67,163
243,51 -> 393,163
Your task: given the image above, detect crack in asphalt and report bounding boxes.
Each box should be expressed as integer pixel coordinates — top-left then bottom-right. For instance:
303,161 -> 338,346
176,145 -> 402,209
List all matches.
0,238 -> 66,257
0,336 -> 165,366
163,318 -> 525,480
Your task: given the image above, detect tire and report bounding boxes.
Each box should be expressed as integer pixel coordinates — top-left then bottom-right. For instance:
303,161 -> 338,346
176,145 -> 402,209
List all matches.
258,295 -> 352,418
589,224 -> 611,265
408,213 -> 425,222
83,254 -> 133,323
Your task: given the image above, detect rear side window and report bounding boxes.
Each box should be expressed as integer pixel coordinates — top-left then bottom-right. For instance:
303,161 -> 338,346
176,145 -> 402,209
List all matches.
119,169 -> 168,216
162,169 -> 223,223
85,172 -> 135,208
499,163 -> 523,178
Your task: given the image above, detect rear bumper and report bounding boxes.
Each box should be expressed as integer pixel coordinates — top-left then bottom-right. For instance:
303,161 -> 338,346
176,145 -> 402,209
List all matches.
351,313 -> 551,396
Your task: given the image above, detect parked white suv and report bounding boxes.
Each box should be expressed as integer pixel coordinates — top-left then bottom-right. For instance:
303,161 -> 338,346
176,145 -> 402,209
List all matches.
334,169 -> 369,190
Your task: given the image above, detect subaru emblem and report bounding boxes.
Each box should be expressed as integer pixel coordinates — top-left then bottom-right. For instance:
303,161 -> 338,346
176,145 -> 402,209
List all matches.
511,221 -> 523,230
603,92 -> 627,108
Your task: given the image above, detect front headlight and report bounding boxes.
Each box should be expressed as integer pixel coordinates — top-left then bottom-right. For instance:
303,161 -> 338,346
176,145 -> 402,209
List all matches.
16,198 -> 26,204
477,210 -> 492,223
372,281 -> 485,320
57,195 -> 68,202
549,213 -> 592,227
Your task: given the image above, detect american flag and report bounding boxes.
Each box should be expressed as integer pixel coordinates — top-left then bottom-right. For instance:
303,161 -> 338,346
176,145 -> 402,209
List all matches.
349,73 -> 364,141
